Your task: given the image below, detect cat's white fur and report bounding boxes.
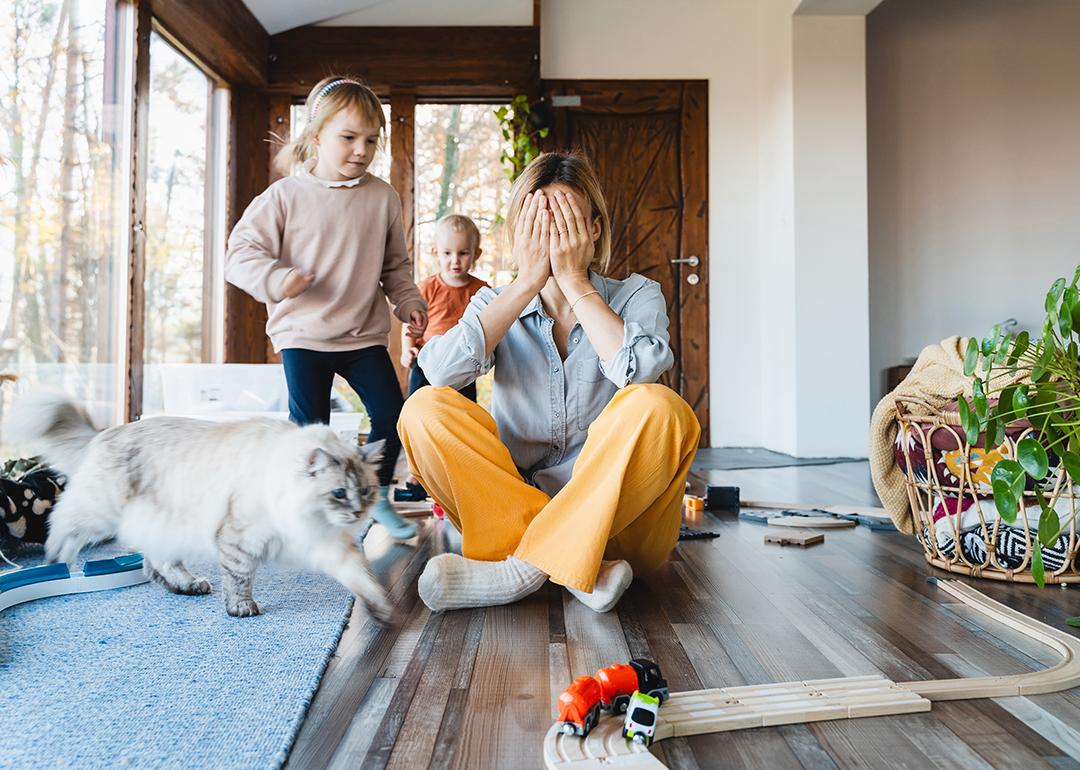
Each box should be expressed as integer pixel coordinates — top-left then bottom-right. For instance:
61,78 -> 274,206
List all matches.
4,390 -> 393,621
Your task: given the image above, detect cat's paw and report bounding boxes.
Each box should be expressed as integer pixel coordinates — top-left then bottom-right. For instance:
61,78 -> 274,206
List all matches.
226,598 -> 262,617
178,577 -> 212,595
362,595 -> 395,626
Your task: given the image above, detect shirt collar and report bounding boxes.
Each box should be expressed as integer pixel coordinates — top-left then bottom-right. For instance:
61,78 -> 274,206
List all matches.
518,271 -> 609,319
299,158 -> 368,188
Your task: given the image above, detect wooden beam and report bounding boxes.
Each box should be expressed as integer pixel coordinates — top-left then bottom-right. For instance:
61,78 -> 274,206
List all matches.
388,93 -> 417,394
150,0 -> 268,87
223,87 -> 270,364
267,26 -> 539,98
125,0 -> 151,421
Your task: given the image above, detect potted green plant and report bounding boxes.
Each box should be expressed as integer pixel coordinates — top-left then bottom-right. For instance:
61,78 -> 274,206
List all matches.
494,95 -> 549,183
959,264 -> 1080,586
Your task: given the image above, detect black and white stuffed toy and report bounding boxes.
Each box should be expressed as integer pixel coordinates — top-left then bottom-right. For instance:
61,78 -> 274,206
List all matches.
0,458 -> 65,547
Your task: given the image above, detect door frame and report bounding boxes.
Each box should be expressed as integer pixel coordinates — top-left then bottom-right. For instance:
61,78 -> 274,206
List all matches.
541,80 -> 709,445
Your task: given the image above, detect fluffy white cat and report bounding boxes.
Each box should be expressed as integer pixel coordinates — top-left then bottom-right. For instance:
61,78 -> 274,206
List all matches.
3,391 -> 393,621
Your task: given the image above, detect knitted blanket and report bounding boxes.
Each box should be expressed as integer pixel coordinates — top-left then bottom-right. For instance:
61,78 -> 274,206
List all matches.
869,336 -> 1027,534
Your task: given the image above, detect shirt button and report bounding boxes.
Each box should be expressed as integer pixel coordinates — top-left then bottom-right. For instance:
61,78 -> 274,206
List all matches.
554,367 -> 560,373
572,337 -> 579,344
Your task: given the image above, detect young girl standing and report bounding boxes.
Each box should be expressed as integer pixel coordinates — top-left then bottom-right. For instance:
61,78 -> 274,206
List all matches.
225,76 -> 424,540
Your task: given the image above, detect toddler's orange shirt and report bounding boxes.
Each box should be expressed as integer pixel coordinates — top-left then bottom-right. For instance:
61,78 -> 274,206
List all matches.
418,274 -> 490,346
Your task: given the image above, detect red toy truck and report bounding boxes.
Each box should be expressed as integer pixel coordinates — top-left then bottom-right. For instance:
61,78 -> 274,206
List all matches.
556,675 -> 603,736
594,658 -> 670,713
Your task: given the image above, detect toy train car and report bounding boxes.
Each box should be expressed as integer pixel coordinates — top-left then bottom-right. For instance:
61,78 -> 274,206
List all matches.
555,658 -> 668,737
557,675 -> 603,737
594,658 -> 670,713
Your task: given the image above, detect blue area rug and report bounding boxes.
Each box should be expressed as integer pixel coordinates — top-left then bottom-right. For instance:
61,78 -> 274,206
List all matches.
0,544 -> 352,769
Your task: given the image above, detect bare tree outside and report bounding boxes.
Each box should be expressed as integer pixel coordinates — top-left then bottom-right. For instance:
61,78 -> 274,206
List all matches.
414,104 -> 512,285
143,31 -> 208,370
0,0 -> 132,428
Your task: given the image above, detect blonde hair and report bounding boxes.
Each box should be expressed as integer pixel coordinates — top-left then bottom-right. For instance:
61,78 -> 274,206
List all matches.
273,76 -> 386,176
505,152 -> 613,274
435,214 -> 481,252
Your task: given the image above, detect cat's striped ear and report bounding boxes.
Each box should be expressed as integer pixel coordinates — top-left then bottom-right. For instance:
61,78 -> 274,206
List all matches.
307,448 -> 337,474
358,438 -> 385,466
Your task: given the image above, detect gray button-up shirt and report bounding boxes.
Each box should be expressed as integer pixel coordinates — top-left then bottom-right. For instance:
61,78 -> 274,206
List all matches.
417,271 -> 674,496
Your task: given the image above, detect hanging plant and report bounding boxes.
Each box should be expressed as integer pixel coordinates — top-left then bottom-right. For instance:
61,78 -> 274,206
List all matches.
494,95 -> 549,183
959,264 -> 1080,587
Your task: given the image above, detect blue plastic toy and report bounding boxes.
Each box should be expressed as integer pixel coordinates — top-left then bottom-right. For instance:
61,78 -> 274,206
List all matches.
0,553 -> 149,613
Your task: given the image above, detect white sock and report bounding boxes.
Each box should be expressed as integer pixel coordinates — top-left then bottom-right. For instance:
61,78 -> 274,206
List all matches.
417,553 -> 547,611
567,560 -> 633,613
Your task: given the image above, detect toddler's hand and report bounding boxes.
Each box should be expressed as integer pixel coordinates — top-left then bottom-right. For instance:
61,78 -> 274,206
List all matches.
400,346 -> 419,369
407,309 -> 428,338
282,270 -> 314,298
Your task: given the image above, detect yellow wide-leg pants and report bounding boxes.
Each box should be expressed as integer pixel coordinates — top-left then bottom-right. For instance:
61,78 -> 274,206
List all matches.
398,383 -> 700,592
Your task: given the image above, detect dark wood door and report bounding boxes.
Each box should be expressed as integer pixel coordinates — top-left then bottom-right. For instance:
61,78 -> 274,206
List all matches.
542,80 -> 709,444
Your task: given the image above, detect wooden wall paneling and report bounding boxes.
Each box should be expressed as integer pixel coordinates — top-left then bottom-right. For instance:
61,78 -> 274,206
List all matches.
262,94 -> 292,364
679,82 -> 709,444
149,0 -> 268,87
388,93 -> 417,394
224,87 -> 270,364
267,27 -> 539,98
125,0 -> 151,421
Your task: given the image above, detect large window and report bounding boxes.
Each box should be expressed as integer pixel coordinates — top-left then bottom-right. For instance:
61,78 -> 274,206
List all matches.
0,0 -> 134,427
414,104 -> 512,285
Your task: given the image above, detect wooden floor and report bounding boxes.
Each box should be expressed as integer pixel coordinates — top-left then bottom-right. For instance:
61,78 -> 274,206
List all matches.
286,463 -> 1080,770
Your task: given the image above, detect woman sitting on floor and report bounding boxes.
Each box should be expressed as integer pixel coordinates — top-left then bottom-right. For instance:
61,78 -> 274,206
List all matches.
398,152 -> 700,613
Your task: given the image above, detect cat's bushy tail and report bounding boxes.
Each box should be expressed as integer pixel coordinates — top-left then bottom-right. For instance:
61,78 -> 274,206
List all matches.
3,390 -> 99,477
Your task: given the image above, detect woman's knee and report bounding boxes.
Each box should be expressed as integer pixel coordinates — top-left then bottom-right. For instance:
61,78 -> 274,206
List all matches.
398,386 -> 470,435
619,384 -> 700,438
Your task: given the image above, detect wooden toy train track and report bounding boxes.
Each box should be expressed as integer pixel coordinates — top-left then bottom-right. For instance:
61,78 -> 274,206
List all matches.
544,579 -> 1080,769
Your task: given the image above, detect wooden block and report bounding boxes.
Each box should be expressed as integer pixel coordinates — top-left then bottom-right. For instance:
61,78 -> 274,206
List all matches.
684,495 -> 704,511
764,532 -> 824,548
767,516 -> 856,529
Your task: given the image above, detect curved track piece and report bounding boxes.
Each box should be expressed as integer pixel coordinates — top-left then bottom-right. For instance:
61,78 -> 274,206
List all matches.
544,579 -> 1080,769
898,579 -> 1080,699
0,554 -> 149,613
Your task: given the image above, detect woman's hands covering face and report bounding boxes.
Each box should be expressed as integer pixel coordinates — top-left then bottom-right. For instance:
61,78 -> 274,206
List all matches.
547,189 -> 595,281
512,190 -> 552,292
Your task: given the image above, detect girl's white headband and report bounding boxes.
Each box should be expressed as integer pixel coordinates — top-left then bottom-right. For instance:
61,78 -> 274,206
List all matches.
310,79 -> 362,120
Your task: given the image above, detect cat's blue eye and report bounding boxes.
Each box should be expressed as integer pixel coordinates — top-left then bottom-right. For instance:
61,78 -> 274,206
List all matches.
332,488 -> 347,500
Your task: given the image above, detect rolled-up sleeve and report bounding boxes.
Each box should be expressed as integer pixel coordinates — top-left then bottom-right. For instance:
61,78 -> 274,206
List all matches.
417,287 -> 497,389
598,280 -> 674,387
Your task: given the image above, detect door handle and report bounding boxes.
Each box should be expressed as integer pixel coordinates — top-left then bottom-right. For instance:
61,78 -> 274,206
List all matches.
670,256 -> 699,267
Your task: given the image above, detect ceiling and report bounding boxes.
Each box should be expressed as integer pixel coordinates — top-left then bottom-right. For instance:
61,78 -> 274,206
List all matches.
240,0 -> 534,35
794,0 -> 887,14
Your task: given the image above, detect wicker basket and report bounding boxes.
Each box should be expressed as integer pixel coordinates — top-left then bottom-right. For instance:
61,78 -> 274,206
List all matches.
896,396 -> 1080,583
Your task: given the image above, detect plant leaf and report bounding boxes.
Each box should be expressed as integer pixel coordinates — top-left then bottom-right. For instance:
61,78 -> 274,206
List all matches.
958,396 -> 980,447
997,385 -> 1015,420
1062,450 -> 1080,483
992,479 -> 1019,523
1018,437 -> 1050,480
1047,277 -> 1067,313
1014,387 -> 1030,419
1039,505 -> 1061,548
1066,617 -> 1080,628
963,338 -> 979,376
973,379 -> 988,421
1008,330 -> 1030,366
995,332 -> 1013,365
1032,343 -> 1054,381
1032,537 -> 1046,588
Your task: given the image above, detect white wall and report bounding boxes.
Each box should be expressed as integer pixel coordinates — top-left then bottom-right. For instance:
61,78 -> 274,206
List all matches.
542,0 -> 871,456
867,0 -> 1080,407
792,16 -> 870,456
